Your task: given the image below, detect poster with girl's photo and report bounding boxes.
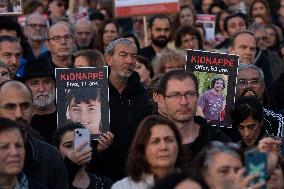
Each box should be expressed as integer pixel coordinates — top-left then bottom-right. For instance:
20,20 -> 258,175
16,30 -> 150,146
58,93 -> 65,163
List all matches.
56,67 -> 109,139
0,0 -> 22,15
186,49 -> 239,127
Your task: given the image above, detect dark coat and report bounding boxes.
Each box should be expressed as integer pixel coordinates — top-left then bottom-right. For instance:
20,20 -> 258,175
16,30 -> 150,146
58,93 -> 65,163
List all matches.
183,116 -> 232,162
24,136 -> 69,189
139,45 -> 156,64
97,71 -> 152,181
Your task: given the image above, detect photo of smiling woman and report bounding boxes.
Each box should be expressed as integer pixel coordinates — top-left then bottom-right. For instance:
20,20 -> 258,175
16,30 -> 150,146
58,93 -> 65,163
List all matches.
196,75 -> 227,122
65,88 -> 102,135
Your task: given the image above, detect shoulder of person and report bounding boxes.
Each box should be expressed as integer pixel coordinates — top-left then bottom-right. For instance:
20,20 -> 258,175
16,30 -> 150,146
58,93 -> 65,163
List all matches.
28,179 -> 49,189
111,175 -> 154,189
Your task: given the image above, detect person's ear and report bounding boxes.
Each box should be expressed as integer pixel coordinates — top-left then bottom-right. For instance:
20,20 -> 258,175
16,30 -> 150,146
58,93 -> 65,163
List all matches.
228,46 -> 234,54
104,54 -> 112,66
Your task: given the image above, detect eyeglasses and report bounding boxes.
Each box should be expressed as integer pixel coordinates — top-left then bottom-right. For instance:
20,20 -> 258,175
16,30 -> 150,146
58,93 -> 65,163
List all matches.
237,78 -> 261,88
28,24 -> 47,29
164,91 -> 197,101
0,102 -> 32,114
48,35 -> 73,43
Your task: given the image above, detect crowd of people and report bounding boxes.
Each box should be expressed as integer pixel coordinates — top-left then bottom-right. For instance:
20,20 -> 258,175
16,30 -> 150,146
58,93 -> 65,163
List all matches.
0,0 -> 284,189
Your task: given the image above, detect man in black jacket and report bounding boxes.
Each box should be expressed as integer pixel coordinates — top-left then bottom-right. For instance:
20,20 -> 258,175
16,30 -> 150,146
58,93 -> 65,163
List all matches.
100,38 -> 151,181
0,80 -> 68,189
158,69 -> 230,162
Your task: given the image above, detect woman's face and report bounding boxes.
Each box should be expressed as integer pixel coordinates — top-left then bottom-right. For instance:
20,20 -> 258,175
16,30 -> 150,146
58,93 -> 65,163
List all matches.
205,152 -> 242,189
181,34 -> 199,50
252,1 -> 268,17
202,0 -> 213,14
59,131 -> 73,157
103,23 -> 118,47
134,61 -> 151,85
179,7 -> 194,26
74,56 -> 91,68
237,116 -> 262,146
145,124 -> 178,173
265,27 -> 277,48
267,164 -> 284,189
0,129 -> 25,177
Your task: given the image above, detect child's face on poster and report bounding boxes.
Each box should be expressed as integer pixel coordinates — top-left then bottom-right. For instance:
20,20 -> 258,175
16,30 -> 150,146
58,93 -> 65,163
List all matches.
68,98 -> 102,134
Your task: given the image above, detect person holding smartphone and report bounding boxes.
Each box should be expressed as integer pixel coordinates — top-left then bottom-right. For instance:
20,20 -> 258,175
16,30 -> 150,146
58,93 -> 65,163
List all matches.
54,122 -> 112,189
192,141 -> 266,189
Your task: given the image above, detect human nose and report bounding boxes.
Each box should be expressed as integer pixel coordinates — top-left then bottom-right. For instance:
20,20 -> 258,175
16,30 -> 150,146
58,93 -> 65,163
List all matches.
159,140 -> 168,150
244,128 -> 250,137
8,144 -> 19,156
179,95 -> 189,105
14,106 -> 24,118
38,83 -> 45,92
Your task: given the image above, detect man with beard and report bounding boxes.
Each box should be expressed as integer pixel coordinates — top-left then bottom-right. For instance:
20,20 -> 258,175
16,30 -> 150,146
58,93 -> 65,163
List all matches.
158,69 -> 230,163
99,38 -> 151,180
139,14 -> 171,63
0,80 -> 68,189
38,22 -> 75,69
235,63 -> 283,138
24,13 -> 48,57
74,19 -> 94,50
0,35 -> 22,75
20,61 -> 56,144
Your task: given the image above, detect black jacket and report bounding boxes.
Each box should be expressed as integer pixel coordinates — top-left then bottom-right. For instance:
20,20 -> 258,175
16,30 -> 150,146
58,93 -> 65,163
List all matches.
97,72 -> 152,181
183,116 -> 231,162
139,45 -> 156,64
24,136 -> 69,189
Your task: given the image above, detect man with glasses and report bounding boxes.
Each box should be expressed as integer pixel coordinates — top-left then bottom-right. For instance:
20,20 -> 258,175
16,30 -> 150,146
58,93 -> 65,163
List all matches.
159,69 -> 230,161
235,63 -> 283,138
0,80 -> 68,189
24,13 -> 48,57
38,23 -> 75,69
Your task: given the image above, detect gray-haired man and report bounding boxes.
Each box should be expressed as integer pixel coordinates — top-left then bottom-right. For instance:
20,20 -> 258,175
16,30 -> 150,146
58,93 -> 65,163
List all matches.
99,38 -> 151,181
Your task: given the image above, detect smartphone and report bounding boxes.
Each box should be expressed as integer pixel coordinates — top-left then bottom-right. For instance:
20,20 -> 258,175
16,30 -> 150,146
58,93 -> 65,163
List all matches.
245,150 -> 268,189
74,128 -> 91,152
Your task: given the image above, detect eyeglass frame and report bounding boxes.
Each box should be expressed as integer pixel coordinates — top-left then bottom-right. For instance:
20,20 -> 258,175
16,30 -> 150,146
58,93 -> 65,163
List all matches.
47,34 -> 73,43
237,78 -> 262,88
164,91 -> 198,100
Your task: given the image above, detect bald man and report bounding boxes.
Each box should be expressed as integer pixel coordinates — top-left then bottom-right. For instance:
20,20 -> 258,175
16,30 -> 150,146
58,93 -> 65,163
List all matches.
0,80 -> 68,189
38,23 -> 75,68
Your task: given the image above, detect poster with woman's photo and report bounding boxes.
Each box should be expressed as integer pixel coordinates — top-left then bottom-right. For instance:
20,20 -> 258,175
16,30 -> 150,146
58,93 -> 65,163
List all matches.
56,67 -> 109,139
0,0 -> 22,15
186,49 -> 238,127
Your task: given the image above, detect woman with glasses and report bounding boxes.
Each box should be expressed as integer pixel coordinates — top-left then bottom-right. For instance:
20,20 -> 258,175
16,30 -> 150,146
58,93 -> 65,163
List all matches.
111,115 -> 185,189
